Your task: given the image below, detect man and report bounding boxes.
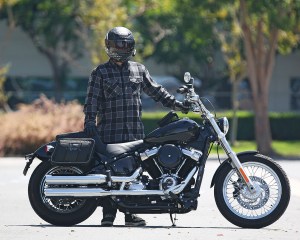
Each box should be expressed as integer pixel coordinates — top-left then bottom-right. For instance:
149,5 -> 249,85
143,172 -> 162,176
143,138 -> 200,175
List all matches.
83,26 -> 188,227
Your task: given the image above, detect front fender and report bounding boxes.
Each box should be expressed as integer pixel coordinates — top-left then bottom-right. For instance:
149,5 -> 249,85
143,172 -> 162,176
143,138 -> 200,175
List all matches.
210,151 -> 258,188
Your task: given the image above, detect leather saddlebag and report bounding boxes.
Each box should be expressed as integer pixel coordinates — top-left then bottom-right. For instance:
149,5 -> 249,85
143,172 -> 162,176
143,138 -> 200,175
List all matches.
51,138 -> 95,166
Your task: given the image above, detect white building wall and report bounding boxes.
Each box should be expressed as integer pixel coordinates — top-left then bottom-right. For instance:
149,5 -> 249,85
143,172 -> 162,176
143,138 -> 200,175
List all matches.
269,51 -> 300,112
0,21 -> 92,78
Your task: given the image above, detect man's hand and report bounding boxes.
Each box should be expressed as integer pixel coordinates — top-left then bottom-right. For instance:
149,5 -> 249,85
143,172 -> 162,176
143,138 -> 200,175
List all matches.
174,100 -> 190,114
84,121 -> 98,137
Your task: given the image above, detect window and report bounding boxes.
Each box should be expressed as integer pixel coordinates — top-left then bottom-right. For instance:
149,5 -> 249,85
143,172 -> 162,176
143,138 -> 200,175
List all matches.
290,77 -> 300,110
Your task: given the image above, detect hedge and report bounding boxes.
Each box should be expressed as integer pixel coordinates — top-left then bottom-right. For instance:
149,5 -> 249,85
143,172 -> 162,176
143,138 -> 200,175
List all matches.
142,111 -> 300,140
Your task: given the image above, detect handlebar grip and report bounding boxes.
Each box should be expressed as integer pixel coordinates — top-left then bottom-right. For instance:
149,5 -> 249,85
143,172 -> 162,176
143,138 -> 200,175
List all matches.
177,87 -> 186,94
177,85 -> 189,94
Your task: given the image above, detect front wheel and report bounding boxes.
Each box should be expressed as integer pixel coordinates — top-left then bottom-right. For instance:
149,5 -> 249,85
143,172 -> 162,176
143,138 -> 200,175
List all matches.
214,154 -> 290,228
28,161 -> 98,226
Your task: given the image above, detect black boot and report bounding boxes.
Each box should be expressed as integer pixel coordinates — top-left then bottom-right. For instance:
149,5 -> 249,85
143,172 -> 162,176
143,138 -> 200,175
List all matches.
100,197 -> 117,227
125,214 -> 146,226
101,214 -> 116,227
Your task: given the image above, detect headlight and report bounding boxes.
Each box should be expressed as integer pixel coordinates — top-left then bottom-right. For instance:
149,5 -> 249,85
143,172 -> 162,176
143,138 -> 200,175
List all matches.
217,117 -> 229,135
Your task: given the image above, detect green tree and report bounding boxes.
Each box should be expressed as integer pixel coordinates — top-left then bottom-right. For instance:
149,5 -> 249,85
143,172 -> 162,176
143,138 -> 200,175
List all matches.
214,7 -> 247,146
0,65 -> 8,111
0,0 -> 17,111
237,0 -> 300,154
0,0 -> 135,101
155,0 -> 300,154
134,0 -> 222,90
0,0 -> 86,101
79,0 -> 128,65
209,0 -> 300,154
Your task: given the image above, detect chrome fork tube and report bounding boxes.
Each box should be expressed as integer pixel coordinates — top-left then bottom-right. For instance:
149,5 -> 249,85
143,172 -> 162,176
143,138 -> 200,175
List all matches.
198,100 -> 255,191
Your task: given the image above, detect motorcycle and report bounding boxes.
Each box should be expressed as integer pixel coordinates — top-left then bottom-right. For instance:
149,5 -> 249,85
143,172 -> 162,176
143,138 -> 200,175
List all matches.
23,72 -> 290,228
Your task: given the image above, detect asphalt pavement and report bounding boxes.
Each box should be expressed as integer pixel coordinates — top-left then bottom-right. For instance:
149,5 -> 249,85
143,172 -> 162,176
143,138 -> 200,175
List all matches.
0,157 -> 299,240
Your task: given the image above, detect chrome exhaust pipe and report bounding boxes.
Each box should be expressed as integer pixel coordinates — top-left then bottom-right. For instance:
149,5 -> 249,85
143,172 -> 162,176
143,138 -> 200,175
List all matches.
45,175 -> 106,185
45,167 -> 142,185
44,167 -> 197,197
44,188 -> 165,197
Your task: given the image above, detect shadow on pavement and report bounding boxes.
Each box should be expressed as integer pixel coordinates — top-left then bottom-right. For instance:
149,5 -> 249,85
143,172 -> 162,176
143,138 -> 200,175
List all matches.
6,224 -> 282,231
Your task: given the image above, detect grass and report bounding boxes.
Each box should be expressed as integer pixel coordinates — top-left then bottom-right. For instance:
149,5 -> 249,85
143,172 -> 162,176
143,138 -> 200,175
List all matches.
210,140 -> 300,158
272,141 -> 300,157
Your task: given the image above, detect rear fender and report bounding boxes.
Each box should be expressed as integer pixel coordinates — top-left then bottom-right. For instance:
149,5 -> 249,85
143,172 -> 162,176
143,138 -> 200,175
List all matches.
23,141 -> 56,175
210,151 -> 258,188
34,141 -> 56,161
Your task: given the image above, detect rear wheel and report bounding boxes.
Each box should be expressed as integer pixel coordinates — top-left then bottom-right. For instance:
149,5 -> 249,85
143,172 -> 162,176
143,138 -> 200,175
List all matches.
214,154 -> 290,228
28,161 -> 97,226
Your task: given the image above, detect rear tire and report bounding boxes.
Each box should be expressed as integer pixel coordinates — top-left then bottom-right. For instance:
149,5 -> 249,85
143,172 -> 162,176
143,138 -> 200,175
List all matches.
28,161 -> 98,226
214,154 -> 290,228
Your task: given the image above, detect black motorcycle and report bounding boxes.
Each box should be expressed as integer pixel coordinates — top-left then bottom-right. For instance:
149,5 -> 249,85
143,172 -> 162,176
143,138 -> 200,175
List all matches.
23,72 -> 290,228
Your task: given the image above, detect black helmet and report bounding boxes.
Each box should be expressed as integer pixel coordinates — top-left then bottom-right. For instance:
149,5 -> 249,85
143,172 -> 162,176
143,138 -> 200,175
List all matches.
105,27 -> 136,62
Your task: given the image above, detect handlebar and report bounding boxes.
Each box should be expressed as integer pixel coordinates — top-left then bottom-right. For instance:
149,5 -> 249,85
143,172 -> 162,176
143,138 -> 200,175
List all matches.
176,85 -> 189,94
177,72 -> 211,116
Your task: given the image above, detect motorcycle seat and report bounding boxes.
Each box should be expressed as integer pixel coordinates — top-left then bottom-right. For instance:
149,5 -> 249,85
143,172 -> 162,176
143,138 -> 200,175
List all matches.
104,140 -> 144,157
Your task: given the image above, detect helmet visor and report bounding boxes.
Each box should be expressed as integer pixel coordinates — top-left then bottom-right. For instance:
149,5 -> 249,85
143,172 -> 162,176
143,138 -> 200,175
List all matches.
106,40 -> 134,51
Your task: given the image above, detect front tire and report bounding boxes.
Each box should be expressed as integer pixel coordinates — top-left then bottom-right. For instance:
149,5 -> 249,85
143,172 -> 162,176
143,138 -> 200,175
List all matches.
28,161 -> 98,226
214,154 -> 290,228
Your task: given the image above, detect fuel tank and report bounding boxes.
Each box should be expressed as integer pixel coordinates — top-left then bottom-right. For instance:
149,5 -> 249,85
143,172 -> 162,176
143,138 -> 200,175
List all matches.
144,118 -> 199,144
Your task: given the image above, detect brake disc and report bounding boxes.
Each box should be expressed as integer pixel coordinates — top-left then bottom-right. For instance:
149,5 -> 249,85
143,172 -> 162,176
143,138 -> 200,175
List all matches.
235,176 -> 270,210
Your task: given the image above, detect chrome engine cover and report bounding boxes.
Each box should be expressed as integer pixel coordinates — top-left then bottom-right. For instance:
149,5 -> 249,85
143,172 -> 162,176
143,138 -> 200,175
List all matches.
159,174 -> 178,190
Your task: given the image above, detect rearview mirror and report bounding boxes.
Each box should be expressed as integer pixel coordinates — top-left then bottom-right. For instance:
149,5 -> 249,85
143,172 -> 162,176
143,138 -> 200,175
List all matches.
184,72 -> 191,83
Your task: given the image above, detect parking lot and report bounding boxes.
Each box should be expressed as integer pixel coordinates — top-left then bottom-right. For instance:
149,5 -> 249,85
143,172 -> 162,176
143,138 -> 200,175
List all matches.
0,157 -> 299,240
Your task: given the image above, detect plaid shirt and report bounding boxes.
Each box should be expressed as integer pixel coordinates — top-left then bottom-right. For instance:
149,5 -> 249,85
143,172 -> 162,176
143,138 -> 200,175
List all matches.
84,60 -> 177,143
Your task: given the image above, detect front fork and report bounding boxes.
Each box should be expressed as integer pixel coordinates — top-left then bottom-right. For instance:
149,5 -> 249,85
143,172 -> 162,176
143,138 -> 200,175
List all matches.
206,112 -> 256,192
219,137 -> 255,192
191,97 -> 255,192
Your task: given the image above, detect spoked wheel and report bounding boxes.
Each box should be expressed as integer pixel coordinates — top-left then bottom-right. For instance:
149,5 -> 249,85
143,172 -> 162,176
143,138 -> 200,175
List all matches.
214,154 -> 290,228
28,161 -> 97,226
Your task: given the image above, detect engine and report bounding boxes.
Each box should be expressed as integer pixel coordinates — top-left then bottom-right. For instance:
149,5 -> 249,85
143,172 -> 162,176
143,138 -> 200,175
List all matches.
157,144 -> 182,170
139,144 -> 202,190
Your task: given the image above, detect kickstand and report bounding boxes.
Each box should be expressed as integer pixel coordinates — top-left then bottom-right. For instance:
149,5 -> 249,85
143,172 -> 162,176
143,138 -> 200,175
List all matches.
170,213 -> 177,227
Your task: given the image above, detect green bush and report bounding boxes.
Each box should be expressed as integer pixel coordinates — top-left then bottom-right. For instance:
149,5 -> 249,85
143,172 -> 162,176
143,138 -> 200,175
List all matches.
270,112 -> 300,140
232,112 -> 300,140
